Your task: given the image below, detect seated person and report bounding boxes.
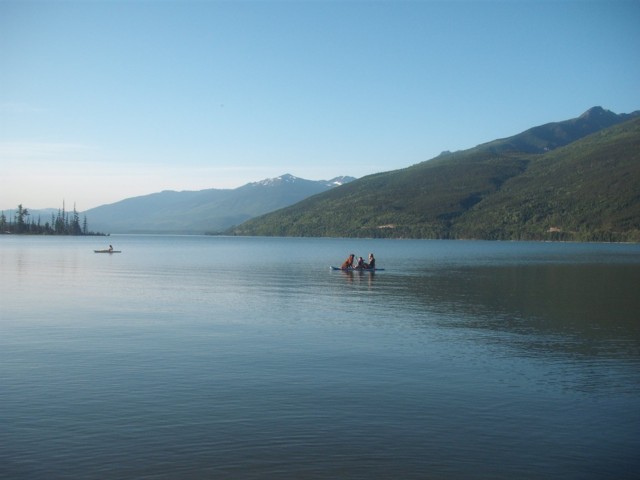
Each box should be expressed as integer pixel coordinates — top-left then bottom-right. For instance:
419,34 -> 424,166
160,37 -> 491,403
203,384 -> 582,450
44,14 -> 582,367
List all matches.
366,253 -> 375,269
341,254 -> 355,270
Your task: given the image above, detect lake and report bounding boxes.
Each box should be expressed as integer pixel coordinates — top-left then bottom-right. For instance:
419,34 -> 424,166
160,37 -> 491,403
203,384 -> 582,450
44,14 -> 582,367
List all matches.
1,235 -> 639,479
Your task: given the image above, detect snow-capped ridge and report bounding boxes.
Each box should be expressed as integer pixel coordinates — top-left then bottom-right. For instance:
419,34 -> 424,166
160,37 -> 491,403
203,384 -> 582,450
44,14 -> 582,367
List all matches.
249,173 -> 300,187
326,176 -> 356,187
248,174 -> 355,188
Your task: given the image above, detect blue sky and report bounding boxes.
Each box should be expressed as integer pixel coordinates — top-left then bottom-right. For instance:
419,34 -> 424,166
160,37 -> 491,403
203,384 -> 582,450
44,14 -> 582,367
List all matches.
1,0 -> 639,210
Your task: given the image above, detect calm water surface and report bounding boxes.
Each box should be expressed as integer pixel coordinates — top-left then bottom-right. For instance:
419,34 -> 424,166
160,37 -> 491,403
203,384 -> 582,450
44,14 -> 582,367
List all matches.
1,235 -> 639,479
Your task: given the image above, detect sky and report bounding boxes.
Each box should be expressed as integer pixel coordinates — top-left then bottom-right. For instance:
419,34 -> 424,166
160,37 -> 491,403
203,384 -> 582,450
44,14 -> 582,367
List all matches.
1,0 -> 639,211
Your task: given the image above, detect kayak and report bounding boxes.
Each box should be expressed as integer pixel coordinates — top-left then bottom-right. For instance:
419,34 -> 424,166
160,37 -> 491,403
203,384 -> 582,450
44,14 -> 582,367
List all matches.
94,250 -> 121,253
330,266 -> 384,272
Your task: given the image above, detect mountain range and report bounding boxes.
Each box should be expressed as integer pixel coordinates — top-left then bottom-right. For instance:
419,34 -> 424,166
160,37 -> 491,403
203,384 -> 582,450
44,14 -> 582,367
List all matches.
83,175 -> 355,234
229,107 -> 640,242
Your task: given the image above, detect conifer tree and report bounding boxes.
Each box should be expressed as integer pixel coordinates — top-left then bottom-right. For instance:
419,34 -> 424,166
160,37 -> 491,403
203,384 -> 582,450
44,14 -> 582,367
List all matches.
15,204 -> 29,233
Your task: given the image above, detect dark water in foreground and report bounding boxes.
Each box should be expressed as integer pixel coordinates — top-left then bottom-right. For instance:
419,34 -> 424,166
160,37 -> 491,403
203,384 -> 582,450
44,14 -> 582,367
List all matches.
1,235 -> 639,479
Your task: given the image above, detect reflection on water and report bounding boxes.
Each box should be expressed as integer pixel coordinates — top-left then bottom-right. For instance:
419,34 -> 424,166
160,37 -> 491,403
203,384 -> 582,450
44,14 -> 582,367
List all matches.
372,262 -> 640,396
1,236 -> 639,479
397,263 -> 640,355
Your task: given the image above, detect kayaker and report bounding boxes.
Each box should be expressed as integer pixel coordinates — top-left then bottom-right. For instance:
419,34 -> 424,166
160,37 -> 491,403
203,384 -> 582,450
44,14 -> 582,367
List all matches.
366,253 -> 376,269
341,254 -> 355,270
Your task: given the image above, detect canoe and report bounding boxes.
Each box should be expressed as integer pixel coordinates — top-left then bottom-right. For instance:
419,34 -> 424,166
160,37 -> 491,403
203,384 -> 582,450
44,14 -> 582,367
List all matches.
94,250 -> 122,253
330,266 -> 384,272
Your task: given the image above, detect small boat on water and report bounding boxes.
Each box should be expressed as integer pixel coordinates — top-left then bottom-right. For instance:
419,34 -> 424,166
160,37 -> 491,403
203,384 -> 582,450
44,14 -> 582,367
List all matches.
95,244 -> 120,253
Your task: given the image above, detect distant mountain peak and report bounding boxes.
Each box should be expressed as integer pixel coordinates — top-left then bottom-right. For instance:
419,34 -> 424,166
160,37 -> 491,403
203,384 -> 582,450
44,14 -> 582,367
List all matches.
581,105 -> 605,116
249,174 -> 300,187
83,172 -> 355,233
248,174 -> 355,188
579,106 -> 616,120
479,106 -> 631,154
276,173 -> 298,182
327,176 -> 356,186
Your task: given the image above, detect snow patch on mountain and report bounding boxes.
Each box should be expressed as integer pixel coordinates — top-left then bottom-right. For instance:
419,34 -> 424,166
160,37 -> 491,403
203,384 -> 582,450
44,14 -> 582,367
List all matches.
249,174 -> 355,188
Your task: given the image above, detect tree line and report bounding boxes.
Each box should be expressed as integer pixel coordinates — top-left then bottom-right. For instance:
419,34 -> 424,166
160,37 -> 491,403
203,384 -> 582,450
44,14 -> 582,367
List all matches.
0,203 -> 105,236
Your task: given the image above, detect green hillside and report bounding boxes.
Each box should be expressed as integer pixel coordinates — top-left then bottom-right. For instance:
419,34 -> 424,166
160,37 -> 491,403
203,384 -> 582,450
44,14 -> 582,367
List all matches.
229,112 -> 640,242
453,118 -> 640,241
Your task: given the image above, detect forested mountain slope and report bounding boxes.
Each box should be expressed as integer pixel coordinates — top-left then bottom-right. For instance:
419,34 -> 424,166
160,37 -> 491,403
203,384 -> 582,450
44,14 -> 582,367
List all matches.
230,108 -> 640,242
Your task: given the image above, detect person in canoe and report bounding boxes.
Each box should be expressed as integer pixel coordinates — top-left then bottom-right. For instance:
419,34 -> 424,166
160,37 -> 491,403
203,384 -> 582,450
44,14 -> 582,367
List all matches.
341,254 -> 355,270
365,253 -> 376,269
355,256 -> 365,269
108,244 -> 114,252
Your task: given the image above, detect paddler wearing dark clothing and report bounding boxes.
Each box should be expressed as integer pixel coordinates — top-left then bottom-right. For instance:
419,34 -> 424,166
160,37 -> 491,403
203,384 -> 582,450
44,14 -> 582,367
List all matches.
366,253 -> 375,269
